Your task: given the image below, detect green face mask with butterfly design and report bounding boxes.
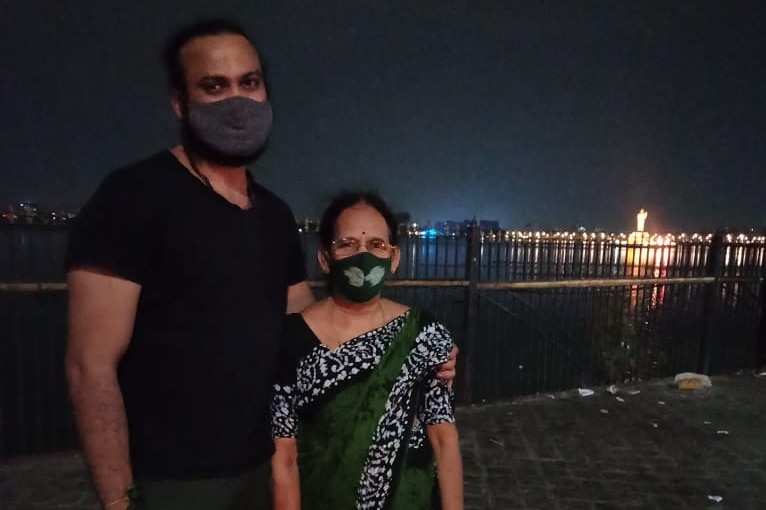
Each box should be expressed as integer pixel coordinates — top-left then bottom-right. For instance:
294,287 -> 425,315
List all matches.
328,252 -> 392,302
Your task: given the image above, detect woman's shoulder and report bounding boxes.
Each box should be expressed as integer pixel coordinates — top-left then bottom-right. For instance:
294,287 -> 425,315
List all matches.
297,299 -> 334,333
299,298 -> 332,319
404,307 -> 438,328
376,301 -> 447,335
411,309 -> 452,343
381,299 -> 410,322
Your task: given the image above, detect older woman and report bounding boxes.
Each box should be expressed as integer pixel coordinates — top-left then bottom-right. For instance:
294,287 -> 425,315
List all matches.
271,191 -> 463,510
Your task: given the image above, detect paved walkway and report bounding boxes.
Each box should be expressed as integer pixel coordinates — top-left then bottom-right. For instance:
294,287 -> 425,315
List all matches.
2,374 -> 765,509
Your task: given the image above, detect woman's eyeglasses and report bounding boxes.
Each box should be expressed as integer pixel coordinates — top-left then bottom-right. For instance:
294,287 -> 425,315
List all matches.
330,237 -> 395,258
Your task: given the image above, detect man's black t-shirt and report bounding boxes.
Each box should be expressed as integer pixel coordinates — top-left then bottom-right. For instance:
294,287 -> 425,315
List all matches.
66,151 -> 307,478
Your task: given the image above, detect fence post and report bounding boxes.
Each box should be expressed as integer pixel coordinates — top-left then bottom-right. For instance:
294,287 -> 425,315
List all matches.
462,221 -> 481,403
697,232 -> 723,374
757,258 -> 766,371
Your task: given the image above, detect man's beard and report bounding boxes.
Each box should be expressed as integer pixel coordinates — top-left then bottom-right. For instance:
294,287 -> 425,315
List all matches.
180,118 -> 266,168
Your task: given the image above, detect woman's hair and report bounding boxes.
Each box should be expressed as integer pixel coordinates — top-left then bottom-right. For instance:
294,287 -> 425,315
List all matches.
318,191 -> 399,251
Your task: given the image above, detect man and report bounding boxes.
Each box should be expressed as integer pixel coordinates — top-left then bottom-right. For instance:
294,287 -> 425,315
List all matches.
65,19 -> 455,510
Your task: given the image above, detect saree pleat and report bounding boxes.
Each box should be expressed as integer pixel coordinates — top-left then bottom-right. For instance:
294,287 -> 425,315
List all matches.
297,310 -> 436,510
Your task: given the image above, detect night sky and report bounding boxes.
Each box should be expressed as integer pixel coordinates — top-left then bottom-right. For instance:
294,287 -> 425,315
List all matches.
1,1 -> 764,232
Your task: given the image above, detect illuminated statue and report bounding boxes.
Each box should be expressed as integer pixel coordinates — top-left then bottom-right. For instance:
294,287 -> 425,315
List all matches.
636,209 -> 647,232
628,208 -> 650,247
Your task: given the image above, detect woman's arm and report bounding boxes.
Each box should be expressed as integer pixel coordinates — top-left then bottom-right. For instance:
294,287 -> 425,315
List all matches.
427,423 -> 464,510
272,437 -> 300,510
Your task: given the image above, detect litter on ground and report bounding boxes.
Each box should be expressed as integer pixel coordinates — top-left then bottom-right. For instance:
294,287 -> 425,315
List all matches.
674,372 -> 712,390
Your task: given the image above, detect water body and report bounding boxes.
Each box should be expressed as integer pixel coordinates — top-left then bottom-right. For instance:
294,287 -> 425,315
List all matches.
6,225 -> 762,283
0,226 -> 69,282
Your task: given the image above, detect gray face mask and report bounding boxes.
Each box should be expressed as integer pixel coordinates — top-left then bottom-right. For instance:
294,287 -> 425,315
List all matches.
186,96 -> 273,159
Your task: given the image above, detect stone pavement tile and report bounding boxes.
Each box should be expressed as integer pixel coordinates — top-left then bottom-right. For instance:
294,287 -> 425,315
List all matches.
458,374 -> 766,510
645,493 -> 695,510
486,496 -> 526,510
2,375 -> 765,510
549,478 -> 590,501
516,485 -> 560,509
553,501 -> 596,510
576,479 -> 614,500
0,452 -> 98,510
465,495 -> 492,510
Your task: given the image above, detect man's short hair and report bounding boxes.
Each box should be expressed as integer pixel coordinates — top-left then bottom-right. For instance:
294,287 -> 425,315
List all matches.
162,18 -> 253,94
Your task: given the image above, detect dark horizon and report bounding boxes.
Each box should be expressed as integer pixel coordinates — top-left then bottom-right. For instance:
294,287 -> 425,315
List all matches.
1,1 -> 764,232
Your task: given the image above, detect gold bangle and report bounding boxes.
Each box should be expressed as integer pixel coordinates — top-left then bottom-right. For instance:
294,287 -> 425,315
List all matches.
105,484 -> 137,509
105,495 -> 129,508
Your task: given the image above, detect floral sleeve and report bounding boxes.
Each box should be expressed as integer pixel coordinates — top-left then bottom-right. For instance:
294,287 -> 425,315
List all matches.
271,315 -> 304,439
421,320 -> 456,426
422,377 -> 456,426
271,381 -> 298,438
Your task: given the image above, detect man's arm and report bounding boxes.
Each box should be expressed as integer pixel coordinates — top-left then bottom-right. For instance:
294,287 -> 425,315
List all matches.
66,269 -> 140,510
286,280 -> 315,314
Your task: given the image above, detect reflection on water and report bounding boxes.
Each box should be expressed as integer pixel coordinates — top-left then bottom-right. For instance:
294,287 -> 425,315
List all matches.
0,225 -> 69,282
480,239 -> 764,281
3,226 -> 765,283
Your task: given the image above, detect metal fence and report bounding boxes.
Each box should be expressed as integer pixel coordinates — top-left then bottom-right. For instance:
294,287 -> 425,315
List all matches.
0,289 -> 73,455
1,228 -> 765,455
